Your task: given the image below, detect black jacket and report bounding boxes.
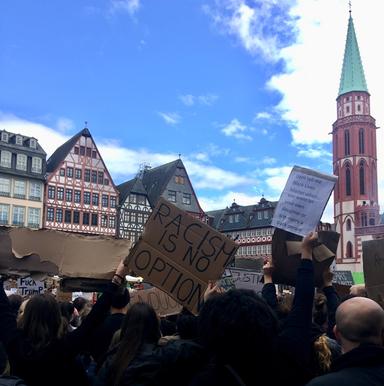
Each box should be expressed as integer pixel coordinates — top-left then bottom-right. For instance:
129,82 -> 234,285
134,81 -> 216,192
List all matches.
0,280 -> 120,386
306,344 -> 384,386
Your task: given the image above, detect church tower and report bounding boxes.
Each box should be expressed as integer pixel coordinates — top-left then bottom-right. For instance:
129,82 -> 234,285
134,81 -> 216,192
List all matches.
333,11 -> 381,269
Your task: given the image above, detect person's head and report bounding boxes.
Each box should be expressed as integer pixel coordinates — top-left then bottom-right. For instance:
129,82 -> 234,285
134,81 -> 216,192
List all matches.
110,288 -> 130,313
59,301 -> 75,323
20,293 -> 62,351
7,294 -> 23,317
73,296 -> 92,323
334,297 -> 384,353
313,293 -> 328,328
276,292 -> 294,320
176,308 -> 198,340
109,303 -> 161,385
17,298 -> 30,326
198,289 -> 278,366
349,284 -> 367,297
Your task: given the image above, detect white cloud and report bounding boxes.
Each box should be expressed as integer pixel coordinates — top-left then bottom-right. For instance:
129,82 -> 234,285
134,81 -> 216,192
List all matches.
221,118 -> 252,141
255,111 -> 272,120
109,0 -> 140,15
261,156 -> 277,165
297,145 -> 332,159
56,117 -> 75,133
260,166 -> 293,195
158,112 -> 180,125
179,93 -> 218,107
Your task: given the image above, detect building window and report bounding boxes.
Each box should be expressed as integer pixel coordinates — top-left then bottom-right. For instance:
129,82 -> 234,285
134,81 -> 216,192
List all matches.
0,178 -> 11,196
129,194 -> 136,204
358,128 -> 365,154
31,157 -> 42,173
75,168 -> 82,179
0,151 -> 12,168
98,171 -> 104,184
28,208 -> 40,228
346,106 -> 350,114
345,165 -> 351,196
1,132 -> 9,142
361,212 -> 368,227
83,212 -> 90,225
0,204 -> 10,225
84,169 -> 90,182
29,139 -> 36,149
16,154 -> 27,171
104,178 -> 109,186
263,210 -> 269,219
137,195 -> 145,205
175,176 -> 185,184
47,207 -> 54,221
357,104 -> 361,112
101,215 -> 108,228
57,187 -> 64,201
86,148 -> 92,157
48,185 -> 55,199
91,213 -> 98,226
65,189 -> 73,202
80,146 -> 85,155
73,211 -> 80,224
110,196 -> 116,208
369,217 -> 375,226
92,193 -> 99,206
14,180 -> 26,198
344,130 -> 350,156
168,190 -> 176,202
257,211 -> 262,220
83,191 -> 91,205
74,190 -> 81,203
137,213 -> 144,223
91,171 -> 97,183
92,150 -> 97,159
182,193 -> 191,205
109,215 -> 116,228
15,136 -> 23,146
56,208 -> 63,223
29,182 -> 42,201
346,218 -> 351,231
66,167 -> 74,178
346,241 -> 353,258
74,146 -> 79,155
102,194 -> 109,207
13,206 -> 25,226
359,161 -> 365,195
59,168 -> 65,176
64,210 -> 72,223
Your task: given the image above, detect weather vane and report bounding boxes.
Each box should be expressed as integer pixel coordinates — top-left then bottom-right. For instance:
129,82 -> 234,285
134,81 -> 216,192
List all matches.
84,120 -> 88,128
349,0 -> 352,15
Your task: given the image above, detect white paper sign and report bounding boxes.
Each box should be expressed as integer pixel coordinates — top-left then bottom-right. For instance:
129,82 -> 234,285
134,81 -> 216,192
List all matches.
230,268 -> 264,293
17,277 -> 45,296
271,166 -> 337,237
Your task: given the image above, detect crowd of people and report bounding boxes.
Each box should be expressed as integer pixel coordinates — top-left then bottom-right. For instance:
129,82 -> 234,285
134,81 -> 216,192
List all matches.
1,231 -> 384,386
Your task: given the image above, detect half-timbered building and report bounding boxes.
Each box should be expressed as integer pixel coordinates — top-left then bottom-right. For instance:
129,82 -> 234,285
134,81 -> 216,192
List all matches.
44,127 -> 118,235
117,159 -> 206,241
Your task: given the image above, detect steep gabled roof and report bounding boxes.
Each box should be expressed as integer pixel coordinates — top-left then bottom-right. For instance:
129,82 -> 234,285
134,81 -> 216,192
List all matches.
141,159 -> 184,207
46,128 -> 91,173
338,15 -> 368,96
117,177 -> 147,205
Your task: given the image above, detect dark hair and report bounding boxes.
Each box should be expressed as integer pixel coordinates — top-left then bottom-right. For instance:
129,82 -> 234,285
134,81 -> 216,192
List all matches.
20,293 -> 62,351
73,297 -> 88,312
198,289 -> 278,364
160,318 -> 176,337
176,308 -> 197,340
59,301 -> 75,322
108,303 -> 161,385
111,288 -> 130,309
313,293 -> 328,327
7,294 -> 23,316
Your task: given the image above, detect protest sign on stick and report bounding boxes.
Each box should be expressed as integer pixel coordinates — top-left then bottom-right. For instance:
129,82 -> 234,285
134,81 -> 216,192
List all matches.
126,198 -> 238,314
363,239 -> 384,308
271,166 -> 337,237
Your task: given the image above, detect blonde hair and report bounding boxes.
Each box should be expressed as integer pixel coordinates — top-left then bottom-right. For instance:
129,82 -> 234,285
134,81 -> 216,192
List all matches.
313,334 -> 332,374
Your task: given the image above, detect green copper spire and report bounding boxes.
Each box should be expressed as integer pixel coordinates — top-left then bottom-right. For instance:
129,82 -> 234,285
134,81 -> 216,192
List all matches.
338,15 -> 368,96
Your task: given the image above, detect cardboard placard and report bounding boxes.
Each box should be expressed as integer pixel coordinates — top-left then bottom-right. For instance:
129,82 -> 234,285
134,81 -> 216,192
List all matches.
230,268 -> 264,294
332,270 -> 354,286
130,287 -> 182,317
272,228 -> 339,287
363,239 -> 384,307
271,166 -> 337,237
0,227 -> 131,280
126,198 -> 238,314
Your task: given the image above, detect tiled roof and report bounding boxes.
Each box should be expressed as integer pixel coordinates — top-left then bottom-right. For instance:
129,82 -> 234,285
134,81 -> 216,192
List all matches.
117,177 -> 147,205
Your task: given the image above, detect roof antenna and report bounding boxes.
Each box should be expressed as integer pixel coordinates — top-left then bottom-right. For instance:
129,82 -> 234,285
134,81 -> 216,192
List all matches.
349,0 -> 352,16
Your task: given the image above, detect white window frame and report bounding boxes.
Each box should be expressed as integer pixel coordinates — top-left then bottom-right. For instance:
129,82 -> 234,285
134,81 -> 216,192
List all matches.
30,138 -> 37,148
14,180 -> 26,197
1,132 -> 9,142
0,177 -> 11,196
15,135 -> 23,146
31,157 -> 42,173
0,150 -> 12,168
28,207 -> 40,227
16,154 -> 27,171
29,181 -> 42,200
13,206 -> 25,226
0,204 -> 10,224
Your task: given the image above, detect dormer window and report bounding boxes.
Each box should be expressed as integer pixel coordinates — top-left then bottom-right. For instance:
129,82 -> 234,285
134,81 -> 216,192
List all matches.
15,136 -> 23,146
1,132 -> 8,142
30,139 -> 36,149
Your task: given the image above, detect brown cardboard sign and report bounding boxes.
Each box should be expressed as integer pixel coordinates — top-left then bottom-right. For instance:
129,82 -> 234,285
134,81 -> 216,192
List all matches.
363,239 -> 384,308
0,227 -> 131,280
130,287 -> 182,317
272,228 -> 339,287
126,198 -> 237,314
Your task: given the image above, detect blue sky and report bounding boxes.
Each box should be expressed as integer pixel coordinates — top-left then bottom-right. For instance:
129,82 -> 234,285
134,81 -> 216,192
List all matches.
1,0 -> 384,221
